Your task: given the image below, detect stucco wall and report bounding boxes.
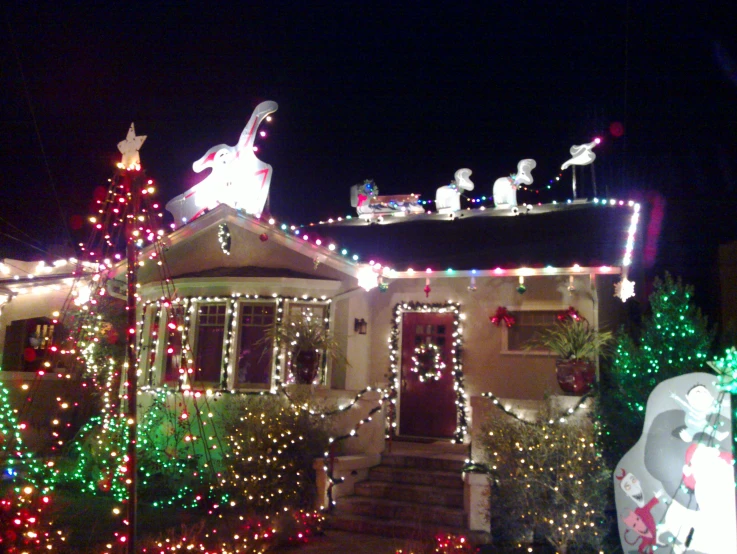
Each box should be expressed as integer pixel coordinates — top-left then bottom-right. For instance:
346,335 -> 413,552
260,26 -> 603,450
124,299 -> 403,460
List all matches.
360,273 -> 620,401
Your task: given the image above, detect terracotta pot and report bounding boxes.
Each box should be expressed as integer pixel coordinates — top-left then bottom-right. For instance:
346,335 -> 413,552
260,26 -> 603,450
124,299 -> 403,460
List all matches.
293,350 -> 320,384
555,359 -> 595,395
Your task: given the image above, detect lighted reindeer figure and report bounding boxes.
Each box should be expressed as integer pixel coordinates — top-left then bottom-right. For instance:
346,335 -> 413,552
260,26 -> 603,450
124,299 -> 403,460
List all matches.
165,100 -> 278,227
493,158 -> 536,210
435,168 -> 474,214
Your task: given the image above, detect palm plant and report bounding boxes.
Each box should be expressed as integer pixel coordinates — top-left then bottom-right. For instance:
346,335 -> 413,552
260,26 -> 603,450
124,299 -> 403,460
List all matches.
526,318 -> 614,361
526,317 -> 615,395
261,312 -> 347,384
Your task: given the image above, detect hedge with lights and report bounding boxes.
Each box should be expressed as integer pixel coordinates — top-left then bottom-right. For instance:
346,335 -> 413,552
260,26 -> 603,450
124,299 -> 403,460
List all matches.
477,396 -> 610,552
217,393 -> 331,514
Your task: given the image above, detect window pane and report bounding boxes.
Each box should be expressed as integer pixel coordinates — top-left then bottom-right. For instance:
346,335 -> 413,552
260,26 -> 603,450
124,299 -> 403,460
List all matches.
194,303 -> 226,384
236,303 -> 275,389
506,311 -> 559,352
195,326 -> 224,382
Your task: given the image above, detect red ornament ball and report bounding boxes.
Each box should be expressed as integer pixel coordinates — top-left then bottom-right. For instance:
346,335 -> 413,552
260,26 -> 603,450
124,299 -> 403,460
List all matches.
23,347 -> 37,362
609,121 -> 625,137
259,233 -> 268,242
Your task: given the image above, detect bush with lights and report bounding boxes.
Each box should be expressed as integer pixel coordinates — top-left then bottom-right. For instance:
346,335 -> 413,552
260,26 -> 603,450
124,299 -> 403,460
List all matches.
217,393 -> 331,515
478,397 -> 610,553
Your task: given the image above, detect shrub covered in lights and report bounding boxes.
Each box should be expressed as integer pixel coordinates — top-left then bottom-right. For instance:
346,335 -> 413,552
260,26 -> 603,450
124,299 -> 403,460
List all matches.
478,398 -> 610,553
217,394 -> 331,514
60,393 -> 224,509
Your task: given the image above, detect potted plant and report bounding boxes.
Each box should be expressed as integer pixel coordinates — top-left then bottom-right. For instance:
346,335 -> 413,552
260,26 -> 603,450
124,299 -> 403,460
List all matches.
262,312 -> 347,385
525,316 -> 614,395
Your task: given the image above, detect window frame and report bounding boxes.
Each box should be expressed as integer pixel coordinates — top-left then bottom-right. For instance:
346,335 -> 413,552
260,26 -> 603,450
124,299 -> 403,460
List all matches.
227,298 -> 278,391
280,300 -> 332,386
190,300 -> 230,387
501,308 -> 566,356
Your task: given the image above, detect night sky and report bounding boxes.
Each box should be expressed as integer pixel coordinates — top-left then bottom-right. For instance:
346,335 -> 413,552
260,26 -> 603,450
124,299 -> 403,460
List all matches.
1,2 -> 736,314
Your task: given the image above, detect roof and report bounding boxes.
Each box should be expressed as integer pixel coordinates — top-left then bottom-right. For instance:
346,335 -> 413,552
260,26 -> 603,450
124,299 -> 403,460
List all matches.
306,201 -> 641,272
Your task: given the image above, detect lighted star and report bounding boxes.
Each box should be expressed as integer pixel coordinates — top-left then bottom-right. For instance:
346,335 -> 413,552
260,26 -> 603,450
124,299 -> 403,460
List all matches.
614,277 -> 635,302
117,123 -> 146,169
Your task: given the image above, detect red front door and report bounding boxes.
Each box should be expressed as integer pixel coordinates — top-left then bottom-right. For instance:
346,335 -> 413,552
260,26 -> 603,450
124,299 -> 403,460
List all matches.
399,312 -> 457,439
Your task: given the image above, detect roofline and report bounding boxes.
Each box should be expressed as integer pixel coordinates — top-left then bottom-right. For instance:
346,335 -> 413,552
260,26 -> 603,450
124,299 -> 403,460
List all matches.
386,265 -> 622,279
131,204 -> 363,280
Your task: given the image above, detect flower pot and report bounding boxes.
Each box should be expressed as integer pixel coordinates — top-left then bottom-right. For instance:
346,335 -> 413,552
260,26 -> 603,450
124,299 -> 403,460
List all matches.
555,359 -> 595,395
293,350 -> 320,384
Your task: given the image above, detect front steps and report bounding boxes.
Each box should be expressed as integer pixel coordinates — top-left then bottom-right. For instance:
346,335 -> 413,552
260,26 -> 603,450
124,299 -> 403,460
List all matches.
327,446 -> 473,541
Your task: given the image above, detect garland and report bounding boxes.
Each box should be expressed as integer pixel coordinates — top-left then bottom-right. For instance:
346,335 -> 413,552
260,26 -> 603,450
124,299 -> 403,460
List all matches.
388,301 -> 467,442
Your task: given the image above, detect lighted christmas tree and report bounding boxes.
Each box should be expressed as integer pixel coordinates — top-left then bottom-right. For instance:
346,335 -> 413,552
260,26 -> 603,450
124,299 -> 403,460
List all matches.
602,272 -> 714,461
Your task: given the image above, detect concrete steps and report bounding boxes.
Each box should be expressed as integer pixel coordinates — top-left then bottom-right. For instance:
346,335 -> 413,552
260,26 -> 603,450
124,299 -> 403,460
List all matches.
328,447 -> 470,540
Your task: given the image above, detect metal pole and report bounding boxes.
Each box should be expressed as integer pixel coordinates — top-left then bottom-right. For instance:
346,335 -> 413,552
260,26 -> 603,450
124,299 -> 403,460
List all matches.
571,166 -> 577,200
591,163 -> 597,198
125,169 -> 140,553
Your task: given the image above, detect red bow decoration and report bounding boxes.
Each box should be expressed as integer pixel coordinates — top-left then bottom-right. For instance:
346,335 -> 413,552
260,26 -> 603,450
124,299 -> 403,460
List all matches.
557,306 -> 584,322
490,306 -> 515,327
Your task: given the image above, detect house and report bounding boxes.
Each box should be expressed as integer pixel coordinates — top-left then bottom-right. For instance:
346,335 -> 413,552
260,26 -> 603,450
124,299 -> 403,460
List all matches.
0,189 -> 643,439
0,107 -> 645,536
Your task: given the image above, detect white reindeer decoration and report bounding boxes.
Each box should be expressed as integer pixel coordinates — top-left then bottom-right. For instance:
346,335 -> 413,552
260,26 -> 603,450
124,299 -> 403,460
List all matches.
435,168 -> 474,213
493,159 -> 536,209
165,100 -> 278,227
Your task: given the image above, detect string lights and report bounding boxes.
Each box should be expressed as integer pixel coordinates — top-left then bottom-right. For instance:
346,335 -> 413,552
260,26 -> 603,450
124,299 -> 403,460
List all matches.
388,301 -> 468,443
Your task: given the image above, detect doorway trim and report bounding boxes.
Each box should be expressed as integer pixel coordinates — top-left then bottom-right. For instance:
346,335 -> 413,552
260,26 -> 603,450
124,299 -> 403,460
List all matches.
387,300 -> 467,442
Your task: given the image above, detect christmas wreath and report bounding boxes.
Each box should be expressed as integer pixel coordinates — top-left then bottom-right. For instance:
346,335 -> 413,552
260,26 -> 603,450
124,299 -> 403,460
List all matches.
411,343 -> 446,383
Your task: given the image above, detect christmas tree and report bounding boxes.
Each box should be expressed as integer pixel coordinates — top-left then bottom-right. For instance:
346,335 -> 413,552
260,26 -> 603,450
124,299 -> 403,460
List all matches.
602,272 -> 714,460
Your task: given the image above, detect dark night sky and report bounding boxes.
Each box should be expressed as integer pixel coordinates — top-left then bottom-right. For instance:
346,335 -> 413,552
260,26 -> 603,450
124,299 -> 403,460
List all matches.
1,1 -> 736,312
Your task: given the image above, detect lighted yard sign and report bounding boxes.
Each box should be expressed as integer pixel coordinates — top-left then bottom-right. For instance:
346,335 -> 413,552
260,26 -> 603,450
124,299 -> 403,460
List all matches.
614,372 -> 737,553
166,100 -> 278,227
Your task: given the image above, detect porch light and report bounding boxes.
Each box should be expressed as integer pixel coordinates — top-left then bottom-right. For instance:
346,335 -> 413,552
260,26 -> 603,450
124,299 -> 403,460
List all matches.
354,318 -> 367,335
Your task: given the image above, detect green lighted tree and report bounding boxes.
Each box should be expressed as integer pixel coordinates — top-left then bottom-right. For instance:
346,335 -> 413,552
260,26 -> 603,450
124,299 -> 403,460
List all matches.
603,273 -> 714,459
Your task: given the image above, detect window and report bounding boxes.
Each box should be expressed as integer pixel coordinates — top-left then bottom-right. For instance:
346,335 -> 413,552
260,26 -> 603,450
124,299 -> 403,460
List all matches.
193,303 -> 227,384
504,310 -> 559,353
2,317 -> 56,372
235,302 -> 275,389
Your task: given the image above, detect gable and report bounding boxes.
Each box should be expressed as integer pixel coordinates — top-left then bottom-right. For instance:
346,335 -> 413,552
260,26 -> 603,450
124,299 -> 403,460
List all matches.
137,205 -> 358,287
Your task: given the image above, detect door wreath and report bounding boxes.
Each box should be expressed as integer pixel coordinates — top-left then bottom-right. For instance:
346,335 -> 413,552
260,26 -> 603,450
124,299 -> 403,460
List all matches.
411,343 -> 446,383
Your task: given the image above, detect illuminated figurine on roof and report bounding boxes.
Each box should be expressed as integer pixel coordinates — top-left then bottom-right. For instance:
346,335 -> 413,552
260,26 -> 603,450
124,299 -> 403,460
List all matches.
165,100 -> 278,227
435,168 -> 474,214
350,179 -> 424,219
493,158 -> 536,210
561,139 -> 600,170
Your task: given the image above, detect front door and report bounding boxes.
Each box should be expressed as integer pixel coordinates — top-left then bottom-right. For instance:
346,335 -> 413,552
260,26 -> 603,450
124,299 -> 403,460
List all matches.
399,311 -> 457,439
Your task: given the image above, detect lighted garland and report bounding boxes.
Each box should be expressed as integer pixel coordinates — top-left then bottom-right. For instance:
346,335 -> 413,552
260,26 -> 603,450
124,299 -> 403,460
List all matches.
388,301 -> 467,443
411,343 -> 446,382
217,223 -> 231,255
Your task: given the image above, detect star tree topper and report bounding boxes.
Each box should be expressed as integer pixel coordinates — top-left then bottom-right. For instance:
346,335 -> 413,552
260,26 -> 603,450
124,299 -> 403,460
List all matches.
118,123 -> 146,169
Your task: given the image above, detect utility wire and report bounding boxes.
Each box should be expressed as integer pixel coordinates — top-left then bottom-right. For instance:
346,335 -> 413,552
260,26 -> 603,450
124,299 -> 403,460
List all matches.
5,18 -> 75,254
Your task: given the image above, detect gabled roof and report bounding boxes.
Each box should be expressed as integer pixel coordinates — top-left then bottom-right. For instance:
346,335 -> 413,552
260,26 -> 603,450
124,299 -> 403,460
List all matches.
306,200 -> 642,273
